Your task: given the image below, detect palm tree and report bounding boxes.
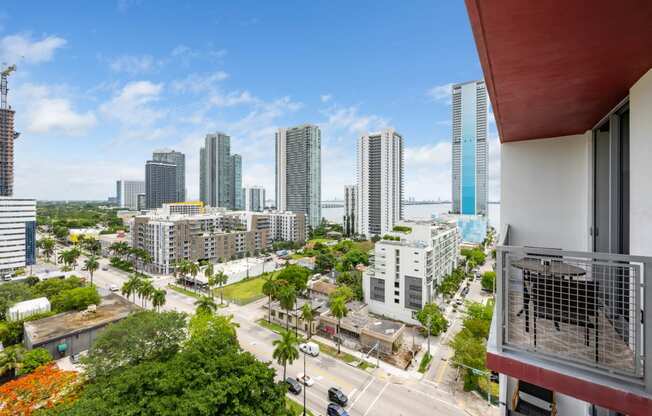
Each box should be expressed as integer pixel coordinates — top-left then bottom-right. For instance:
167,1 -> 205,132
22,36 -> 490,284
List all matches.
301,302 -> 315,339
69,247 -> 81,270
262,275 -> 277,323
83,255 -> 100,286
204,263 -> 215,299
121,274 -> 141,304
151,288 -> 166,311
330,296 -> 348,355
38,238 -> 55,263
214,271 -> 228,305
110,241 -> 129,259
272,330 -> 299,381
188,261 -> 200,292
194,295 -> 218,315
277,284 -> 296,331
58,249 -> 76,269
137,279 -> 154,308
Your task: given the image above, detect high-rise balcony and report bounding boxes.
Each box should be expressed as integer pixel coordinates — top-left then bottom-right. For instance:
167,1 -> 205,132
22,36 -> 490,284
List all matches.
488,225 -> 652,415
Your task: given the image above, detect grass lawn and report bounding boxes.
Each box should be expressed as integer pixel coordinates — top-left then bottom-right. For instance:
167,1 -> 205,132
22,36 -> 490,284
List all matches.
168,284 -> 202,299
219,275 -> 269,305
308,238 -> 335,245
286,398 -> 314,416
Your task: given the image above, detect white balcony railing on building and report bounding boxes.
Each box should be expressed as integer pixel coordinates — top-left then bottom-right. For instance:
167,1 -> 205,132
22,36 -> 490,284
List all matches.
496,226 -> 652,387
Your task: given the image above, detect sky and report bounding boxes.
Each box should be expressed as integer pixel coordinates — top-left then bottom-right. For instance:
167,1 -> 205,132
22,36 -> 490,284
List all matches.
1,0 -> 499,202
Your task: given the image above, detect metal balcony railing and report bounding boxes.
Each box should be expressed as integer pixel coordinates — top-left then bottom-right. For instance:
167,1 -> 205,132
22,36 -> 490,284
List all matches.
496,226 -> 652,386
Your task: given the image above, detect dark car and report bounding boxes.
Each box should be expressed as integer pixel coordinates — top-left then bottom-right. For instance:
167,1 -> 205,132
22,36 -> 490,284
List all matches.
285,377 -> 302,395
328,387 -> 348,406
327,403 -> 349,416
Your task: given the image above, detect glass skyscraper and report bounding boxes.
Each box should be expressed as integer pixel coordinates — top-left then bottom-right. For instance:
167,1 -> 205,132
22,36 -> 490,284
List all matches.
451,80 -> 488,215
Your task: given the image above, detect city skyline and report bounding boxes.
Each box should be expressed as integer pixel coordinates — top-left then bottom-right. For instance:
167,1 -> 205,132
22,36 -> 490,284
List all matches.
0,1 -> 499,202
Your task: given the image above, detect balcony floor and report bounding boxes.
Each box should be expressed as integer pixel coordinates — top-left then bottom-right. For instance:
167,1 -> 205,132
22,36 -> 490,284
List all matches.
506,291 -> 636,375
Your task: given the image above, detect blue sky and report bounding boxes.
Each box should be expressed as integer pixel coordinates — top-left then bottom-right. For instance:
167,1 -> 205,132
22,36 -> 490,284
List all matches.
1,0 -> 499,201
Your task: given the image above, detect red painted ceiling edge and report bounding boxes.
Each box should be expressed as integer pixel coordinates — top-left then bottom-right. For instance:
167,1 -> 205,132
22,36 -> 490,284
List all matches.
487,351 -> 652,416
464,0 -> 505,143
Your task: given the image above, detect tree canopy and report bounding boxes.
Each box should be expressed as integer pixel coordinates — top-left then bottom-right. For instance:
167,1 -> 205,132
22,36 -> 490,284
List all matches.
51,286 -> 101,313
275,265 -> 310,292
416,303 -> 449,336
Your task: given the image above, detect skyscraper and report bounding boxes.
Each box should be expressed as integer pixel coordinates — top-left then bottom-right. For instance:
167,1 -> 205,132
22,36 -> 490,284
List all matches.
145,160 -> 177,209
356,128 -> 403,237
0,108 -> 16,196
199,133 -> 243,210
0,198 -> 36,273
275,124 -> 321,229
451,80 -> 488,215
243,186 -> 266,212
200,133 -> 231,208
116,180 -> 146,210
343,185 -> 357,236
231,154 -> 242,210
153,149 -> 186,202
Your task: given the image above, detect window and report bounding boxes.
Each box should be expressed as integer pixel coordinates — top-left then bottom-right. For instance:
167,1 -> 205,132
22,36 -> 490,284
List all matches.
394,282 -> 399,288
394,298 -> 400,304
394,290 -> 399,296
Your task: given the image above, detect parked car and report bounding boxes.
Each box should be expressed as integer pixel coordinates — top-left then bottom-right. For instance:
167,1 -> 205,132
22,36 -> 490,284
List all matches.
285,377 -> 302,395
455,299 -> 463,306
101,265 -> 109,271
328,387 -> 348,406
299,342 -> 320,357
297,373 -> 315,387
109,284 -> 119,292
327,403 -> 349,416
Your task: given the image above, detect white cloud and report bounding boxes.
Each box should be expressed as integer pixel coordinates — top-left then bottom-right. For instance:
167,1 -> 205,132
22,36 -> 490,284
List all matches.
426,83 -> 453,102
108,54 -> 157,75
321,105 -> 389,135
320,94 -> 332,103
171,71 -> 229,94
16,83 -> 96,136
0,34 -> 66,64
100,80 -> 164,126
210,90 -> 257,107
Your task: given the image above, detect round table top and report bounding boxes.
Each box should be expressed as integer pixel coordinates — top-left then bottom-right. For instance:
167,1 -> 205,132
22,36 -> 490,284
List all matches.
510,257 -> 586,276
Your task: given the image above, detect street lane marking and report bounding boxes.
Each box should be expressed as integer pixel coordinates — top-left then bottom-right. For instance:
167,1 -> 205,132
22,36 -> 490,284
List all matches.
349,377 -> 375,410
362,382 -> 388,416
348,388 -> 357,400
435,360 -> 449,385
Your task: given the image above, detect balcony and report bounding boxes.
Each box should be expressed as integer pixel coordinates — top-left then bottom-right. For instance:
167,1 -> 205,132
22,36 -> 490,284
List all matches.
488,226 -> 652,414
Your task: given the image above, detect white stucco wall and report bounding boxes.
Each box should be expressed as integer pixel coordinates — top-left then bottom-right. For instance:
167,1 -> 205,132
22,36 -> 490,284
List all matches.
500,133 -> 591,251
629,68 -> 652,257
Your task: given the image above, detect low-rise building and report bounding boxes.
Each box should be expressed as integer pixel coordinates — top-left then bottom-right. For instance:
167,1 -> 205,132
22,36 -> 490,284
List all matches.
23,294 -> 140,358
363,220 -> 459,324
266,298 -> 328,335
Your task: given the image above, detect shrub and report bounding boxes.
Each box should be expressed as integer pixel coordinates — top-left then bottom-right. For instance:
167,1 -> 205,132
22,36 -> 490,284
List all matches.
17,348 -> 53,376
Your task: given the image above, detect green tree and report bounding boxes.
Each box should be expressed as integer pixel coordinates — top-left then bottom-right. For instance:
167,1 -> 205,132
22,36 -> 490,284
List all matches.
38,238 -> 56,262
336,271 -> 363,301
17,348 -> 52,376
277,284 -> 296,331
301,302 -> 315,339
329,296 -> 348,354
340,248 -> 369,271
416,303 -> 449,336
0,281 -> 34,320
194,295 -> 218,316
82,310 -> 187,379
204,263 -> 215,299
315,252 -> 336,273
276,265 -> 310,293
136,279 -> 154,308
83,255 -> 100,286
272,329 -> 299,381
213,271 -> 229,305
50,286 -> 101,313
121,274 -> 141,303
262,274 -> 277,323
481,271 -> 496,292
151,288 -> 167,312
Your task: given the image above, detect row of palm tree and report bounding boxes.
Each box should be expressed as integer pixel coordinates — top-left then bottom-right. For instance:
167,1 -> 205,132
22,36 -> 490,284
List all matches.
121,274 -> 166,311
174,260 -> 229,303
110,242 -> 153,273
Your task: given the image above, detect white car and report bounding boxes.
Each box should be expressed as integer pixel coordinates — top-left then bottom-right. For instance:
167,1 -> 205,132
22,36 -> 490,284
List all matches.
109,284 -> 119,292
296,373 -> 315,387
299,342 -> 320,357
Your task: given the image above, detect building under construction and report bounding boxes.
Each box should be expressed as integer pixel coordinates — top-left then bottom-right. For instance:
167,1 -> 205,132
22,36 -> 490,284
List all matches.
0,65 -> 17,197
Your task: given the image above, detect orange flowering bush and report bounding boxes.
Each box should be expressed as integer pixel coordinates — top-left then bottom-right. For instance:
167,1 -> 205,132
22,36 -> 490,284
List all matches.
0,363 -> 78,416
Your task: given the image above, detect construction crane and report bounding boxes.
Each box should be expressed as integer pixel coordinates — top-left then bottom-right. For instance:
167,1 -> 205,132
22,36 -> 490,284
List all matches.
1,64 -> 16,111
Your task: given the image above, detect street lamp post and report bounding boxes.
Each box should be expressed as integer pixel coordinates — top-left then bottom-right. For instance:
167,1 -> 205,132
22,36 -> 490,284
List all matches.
302,351 -> 307,416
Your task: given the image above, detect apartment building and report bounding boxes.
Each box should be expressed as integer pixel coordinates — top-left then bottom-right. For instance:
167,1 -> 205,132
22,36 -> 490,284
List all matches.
145,160 -> 177,209
465,2 -> 652,415
343,185 -> 356,236
356,128 -> 404,237
363,220 -> 459,325
243,186 -> 266,212
451,80 -> 488,216
0,197 -> 36,274
275,124 -> 321,229
131,208 -> 270,274
116,180 -> 145,210
264,210 -> 306,244
200,133 -> 242,210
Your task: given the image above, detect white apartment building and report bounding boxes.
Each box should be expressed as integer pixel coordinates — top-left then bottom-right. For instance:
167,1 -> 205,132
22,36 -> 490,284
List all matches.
263,210 -> 306,244
356,128 -> 404,237
0,198 -> 37,273
116,180 -> 145,210
243,186 -> 266,212
466,2 -> 652,415
363,220 -> 459,324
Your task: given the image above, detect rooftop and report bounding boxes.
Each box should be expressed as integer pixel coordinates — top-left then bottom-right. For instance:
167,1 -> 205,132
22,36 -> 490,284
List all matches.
24,294 -> 140,346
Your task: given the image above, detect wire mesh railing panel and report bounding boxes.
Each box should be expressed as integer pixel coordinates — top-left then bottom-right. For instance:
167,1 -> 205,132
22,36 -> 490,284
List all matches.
501,248 -> 645,380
